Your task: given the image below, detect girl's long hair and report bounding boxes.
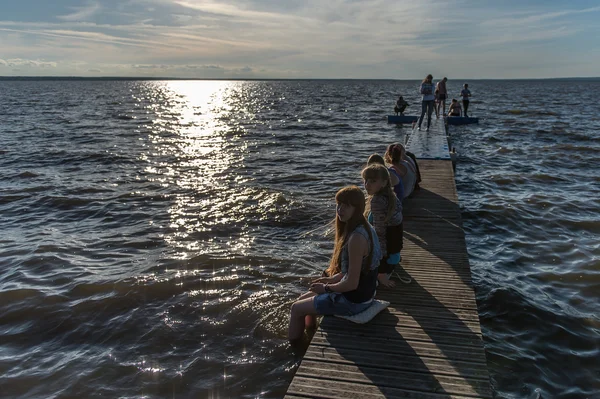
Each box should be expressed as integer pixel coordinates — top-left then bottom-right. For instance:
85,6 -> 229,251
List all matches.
384,143 -> 405,166
325,186 -> 373,277
361,164 -> 396,223
422,74 -> 433,83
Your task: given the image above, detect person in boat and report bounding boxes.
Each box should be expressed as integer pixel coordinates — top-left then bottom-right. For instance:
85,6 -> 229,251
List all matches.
461,83 -> 472,117
418,74 -> 436,131
362,164 -> 403,288
448,98 -> 462,117
394,96 -> 409,115
436,77 -> 448,116
288,186 -> 381,342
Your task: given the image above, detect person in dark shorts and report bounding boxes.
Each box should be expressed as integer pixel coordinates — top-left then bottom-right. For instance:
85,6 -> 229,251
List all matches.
436,77 -> 448,116
288,186 -> 381,341
461,83 -> 472,117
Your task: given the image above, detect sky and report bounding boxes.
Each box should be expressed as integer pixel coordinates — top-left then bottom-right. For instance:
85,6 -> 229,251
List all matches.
1,0 -> 599,79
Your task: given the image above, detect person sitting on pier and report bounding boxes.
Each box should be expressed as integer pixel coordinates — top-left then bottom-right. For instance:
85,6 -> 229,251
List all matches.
394,96 -> 409,115
362,164 -> 403,288
448,99 -> 462,117
288,186 -> 381,342
384,143 -> 421,199
367,153 -> 403,199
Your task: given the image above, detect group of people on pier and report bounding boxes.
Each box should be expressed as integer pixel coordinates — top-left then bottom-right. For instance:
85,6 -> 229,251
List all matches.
288,144 -> 421,341
394,75 -> 472,130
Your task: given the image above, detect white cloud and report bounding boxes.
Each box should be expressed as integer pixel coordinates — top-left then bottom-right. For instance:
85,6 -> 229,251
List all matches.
0,58 -> 57,68
58,2 -> 101,22
481,6 -> 600,28
0,1 -> 599,78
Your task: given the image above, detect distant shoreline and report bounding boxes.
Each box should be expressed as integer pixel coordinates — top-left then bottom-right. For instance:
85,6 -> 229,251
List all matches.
1,76 -> 599,82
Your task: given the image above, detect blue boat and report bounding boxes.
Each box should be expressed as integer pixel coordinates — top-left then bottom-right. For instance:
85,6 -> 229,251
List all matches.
447,116 -> 479,125
387,115 -> 418,124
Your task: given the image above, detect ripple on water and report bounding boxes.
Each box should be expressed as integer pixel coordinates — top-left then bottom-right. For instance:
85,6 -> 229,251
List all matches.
1,79 -> 600,398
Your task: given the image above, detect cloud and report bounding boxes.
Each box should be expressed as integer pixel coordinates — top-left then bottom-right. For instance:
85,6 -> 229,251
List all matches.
0,1 -> 599,78
58,2 -> 101,22
480,6 -> 600,28
0,58 -> 57,68
0,27 -> 185,50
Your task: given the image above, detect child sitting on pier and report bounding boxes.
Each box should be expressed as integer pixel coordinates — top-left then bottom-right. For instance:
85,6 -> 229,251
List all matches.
288,186 -> 381,341
448,99 -> 462,117
394,96 -> 409,115
368,153 -> 404,201
385,144 -> 421,199
362,164 -> 403,288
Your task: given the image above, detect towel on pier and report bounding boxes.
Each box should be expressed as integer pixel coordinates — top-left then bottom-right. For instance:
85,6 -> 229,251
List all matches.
335,299 -> 390,324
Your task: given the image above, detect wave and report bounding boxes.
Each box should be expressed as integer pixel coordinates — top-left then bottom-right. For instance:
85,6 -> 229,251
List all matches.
500,109 -> 559,116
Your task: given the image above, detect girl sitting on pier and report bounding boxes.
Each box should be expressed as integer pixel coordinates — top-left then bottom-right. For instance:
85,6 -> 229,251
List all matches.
367,153 -> 403,199
385,144 -> 420,199
362,164 -> 404,288
288,186 -> 381,341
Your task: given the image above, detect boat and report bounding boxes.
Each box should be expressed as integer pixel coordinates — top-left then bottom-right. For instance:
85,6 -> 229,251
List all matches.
446,116 -> 479,125
387,115 -> 418,124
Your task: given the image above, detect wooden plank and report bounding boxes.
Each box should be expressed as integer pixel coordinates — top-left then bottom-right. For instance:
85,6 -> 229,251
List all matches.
317,323 -> 484,348
285,119 -> 492,398
288,377 -> 478,399
295,361 -> 492,397
308,336 -> 489,364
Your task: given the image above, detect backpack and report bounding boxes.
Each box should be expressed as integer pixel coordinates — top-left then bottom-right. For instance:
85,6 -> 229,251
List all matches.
421,83 -> 432,95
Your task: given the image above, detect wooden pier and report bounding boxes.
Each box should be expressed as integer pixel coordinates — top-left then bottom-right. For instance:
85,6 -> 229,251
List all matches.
285,118 -> 492,398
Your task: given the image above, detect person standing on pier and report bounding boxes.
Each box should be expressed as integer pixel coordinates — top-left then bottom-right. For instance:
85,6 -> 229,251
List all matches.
436,77 -> 448,116
461,83 -> 472,117
288,186 -> 381,342
418,74 -> 436,131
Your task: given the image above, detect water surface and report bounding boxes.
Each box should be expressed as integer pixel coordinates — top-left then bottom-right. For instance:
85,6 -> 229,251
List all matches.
1,79 -> 599,398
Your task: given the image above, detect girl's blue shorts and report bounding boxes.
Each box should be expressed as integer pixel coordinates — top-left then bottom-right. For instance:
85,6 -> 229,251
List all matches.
314,292 -> 372,316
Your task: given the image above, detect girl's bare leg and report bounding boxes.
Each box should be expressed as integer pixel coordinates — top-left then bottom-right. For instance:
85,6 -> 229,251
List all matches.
297,291 -> 317,301
289,296 -> 318,341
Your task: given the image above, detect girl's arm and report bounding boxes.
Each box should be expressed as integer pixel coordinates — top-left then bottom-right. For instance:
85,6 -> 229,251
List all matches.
370,195 -> 388,256
313,273 -> 344,284
390,172 -> 400,186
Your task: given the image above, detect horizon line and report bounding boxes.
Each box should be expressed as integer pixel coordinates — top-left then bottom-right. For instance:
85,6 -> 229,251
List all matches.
1,76 -> 600,81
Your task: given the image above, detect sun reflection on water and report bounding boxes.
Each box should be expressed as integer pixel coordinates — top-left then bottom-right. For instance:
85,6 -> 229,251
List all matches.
137,80 -> 256,259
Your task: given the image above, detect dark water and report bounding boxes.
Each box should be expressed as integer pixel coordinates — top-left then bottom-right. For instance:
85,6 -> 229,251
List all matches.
0,79 -> 598,399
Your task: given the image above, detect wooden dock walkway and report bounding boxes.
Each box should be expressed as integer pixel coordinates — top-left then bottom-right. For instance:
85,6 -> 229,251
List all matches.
285,118 -> 492,398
